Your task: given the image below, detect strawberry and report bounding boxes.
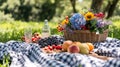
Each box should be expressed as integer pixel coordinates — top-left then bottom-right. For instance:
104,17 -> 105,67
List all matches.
32,37 -> 38,43
55,45 -> 62,50
52,45 -> 56,49
47,45 -> 53,50
32,37 -> 35,41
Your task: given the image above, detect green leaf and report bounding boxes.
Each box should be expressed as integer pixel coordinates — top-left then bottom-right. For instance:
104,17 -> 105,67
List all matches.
98,28 -> 103,33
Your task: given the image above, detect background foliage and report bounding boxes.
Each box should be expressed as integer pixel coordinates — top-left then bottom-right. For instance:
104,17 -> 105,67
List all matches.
0,0 -> 120,42
0,0 -> 120,22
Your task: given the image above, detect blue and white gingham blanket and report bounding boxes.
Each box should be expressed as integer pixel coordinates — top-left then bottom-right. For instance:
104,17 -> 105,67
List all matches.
0,37 -> 120,67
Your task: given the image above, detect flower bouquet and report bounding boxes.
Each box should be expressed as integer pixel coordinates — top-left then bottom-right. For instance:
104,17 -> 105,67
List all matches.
57,11 -> 112,42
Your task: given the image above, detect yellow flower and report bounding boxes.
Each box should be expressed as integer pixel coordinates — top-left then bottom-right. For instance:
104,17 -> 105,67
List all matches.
61,19 -> 69,25
84,12 -> 95,21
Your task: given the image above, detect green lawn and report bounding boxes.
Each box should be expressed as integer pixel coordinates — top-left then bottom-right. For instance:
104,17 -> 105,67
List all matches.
0,21 -> 61,42
0,20 -> 120,42
109,20 -> 120,39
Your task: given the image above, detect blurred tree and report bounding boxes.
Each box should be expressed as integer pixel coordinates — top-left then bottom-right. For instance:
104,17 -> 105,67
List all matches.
114,1 -> 120,16
104,0 -> 119,19
0,0 -> 119,21
0,0 -> 7,6
70,0 -> 77,13
91,0 -> 103,12
39,0 -> 60,21
0,0 -> 62,21
0,11 -> 14,22
17,0 -> 32,21
0,0 -> 33,21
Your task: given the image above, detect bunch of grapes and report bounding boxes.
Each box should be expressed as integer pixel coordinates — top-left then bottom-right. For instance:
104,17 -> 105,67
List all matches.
38,35 -> 64,48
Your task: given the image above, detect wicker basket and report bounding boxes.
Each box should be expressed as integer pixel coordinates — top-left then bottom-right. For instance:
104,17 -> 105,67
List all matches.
64,30 -> 108,43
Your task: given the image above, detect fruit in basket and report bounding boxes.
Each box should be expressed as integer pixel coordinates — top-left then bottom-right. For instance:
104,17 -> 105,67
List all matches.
86,43 -> 94,51
62,40 -> 73,51
79,43 -> 89,54
67,44 -> 80,53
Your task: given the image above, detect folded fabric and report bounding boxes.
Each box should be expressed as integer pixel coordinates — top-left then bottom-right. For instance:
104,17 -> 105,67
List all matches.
93,37 -> 120,58
0,37 -> 120,67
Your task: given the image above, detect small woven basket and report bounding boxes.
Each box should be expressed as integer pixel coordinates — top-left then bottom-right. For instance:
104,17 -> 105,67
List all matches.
64,30 -> 108,43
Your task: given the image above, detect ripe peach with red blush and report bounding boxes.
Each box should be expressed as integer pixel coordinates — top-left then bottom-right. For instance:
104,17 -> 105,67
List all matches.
67,45 -> 80,53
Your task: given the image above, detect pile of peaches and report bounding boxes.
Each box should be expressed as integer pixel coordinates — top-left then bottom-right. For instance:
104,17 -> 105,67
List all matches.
42,40 -> 94,54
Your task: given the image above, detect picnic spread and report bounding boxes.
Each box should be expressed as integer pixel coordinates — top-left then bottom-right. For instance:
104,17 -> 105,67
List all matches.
0,36 -> 120,67
0,11 -> 120,67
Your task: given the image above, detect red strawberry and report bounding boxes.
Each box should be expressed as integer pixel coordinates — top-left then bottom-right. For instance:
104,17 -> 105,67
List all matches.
32,37 -> 38,43
55,45 -> 62,50
32,37 -> 35,40
47,45 -> 53,50
52,45 -> 56,49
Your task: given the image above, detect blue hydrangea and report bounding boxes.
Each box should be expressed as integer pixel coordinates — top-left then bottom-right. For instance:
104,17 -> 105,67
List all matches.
69,13 -> 86,30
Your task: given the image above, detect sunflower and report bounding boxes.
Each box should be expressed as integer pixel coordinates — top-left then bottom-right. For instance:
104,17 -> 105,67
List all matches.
84,12 -> 95,21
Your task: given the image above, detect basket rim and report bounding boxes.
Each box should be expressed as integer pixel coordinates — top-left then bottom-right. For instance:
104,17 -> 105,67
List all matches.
64,29 -> 109,34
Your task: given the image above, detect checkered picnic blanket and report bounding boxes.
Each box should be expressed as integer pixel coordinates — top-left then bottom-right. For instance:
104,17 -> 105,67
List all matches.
0,37 -> 120,67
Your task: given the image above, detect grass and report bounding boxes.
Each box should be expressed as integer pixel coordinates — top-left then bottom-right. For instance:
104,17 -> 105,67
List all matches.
109,20 -> 120,39
0,21 -> 62,42
0,20 -> 120,42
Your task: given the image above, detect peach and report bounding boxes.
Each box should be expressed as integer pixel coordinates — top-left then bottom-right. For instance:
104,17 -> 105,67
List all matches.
67,45 -> 80,53
62,40 -> 73,51
72,42 -> 81,46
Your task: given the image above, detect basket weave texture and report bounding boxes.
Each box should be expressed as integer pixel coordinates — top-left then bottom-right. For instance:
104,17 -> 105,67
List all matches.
64,30 -> 108,43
